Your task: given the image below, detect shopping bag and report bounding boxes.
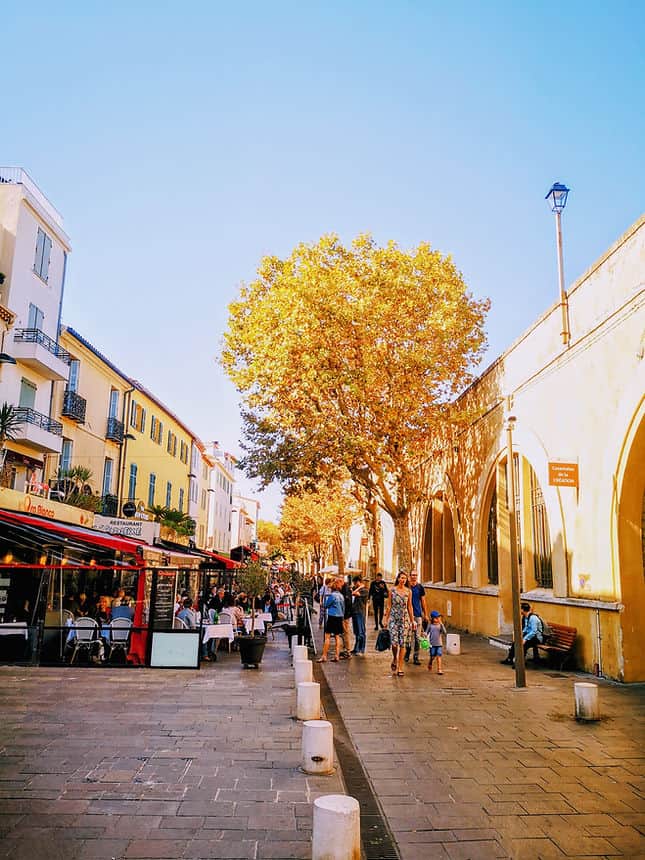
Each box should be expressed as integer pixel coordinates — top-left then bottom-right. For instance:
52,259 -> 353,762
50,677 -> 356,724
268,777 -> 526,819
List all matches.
375,629 -> 391,651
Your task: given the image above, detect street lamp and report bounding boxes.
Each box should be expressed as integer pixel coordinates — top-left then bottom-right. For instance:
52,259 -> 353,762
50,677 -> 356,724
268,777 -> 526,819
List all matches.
505,399 -> 526,689
545,181 -> 571,347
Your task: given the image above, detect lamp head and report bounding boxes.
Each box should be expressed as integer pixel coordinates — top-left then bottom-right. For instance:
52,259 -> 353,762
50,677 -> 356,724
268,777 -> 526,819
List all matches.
545,181 -> 570,213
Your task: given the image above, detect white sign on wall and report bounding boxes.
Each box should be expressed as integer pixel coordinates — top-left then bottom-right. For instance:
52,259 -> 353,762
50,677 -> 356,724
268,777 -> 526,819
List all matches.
93,515 -> 160,544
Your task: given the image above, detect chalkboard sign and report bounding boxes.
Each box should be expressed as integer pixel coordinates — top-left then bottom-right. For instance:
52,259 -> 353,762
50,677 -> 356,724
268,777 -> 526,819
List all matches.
151,572 -> 176,630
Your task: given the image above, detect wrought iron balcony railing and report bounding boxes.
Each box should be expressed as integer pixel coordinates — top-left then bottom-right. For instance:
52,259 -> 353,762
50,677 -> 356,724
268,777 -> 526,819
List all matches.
106,416 -> 124,443
13,328 -> 71,364
14,407 -> 63,436
61,389 -> 86,423
100,494 -> 119,517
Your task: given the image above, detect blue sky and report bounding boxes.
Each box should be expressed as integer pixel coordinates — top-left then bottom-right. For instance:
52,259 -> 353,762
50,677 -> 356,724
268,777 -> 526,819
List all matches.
3,1 -> 644,520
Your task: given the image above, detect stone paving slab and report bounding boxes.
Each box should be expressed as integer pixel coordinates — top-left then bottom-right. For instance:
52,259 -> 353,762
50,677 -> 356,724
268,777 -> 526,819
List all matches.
0,638 -> 344,859
317,628 -> 645,859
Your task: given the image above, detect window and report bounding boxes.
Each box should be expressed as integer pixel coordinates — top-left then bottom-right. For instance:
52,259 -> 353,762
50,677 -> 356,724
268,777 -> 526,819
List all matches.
60,439 -> 73,473
28,303 -> 44,330
178,488 -> 184,512
19,378 -> 37,409
68,359 -> 80,393
148,473 -> 156,508
198,525 -> 205,547
201,489 -> 207,510
202,462 -> 208,481
166,481 -> 172,508
529,466 -> 553,588
108,389 -> 119,419
150,416 -> 163,444
33,228 -> 52,282
130,401 -> 146,432
190,478 -> 198,503
167,430 -> 177,456
422,493 -> 456,584
486,489 -> 499,585
128,463 -> 138,501
180,441 -> 189,464
102,458 -> 113,496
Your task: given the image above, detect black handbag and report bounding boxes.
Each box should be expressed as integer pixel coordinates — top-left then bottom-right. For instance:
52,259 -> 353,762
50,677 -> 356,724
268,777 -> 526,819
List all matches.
375,629 -> 391,651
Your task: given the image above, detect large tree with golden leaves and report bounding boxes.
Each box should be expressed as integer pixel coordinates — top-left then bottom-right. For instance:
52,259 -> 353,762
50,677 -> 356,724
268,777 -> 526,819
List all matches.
223,234 -> 488,569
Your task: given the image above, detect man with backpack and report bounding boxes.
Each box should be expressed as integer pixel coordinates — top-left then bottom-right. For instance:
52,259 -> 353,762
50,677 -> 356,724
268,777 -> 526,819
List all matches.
500,602 -> 544,667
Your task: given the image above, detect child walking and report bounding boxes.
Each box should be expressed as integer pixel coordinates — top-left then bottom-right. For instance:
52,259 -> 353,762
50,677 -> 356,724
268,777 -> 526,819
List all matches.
427,610 -> 447,674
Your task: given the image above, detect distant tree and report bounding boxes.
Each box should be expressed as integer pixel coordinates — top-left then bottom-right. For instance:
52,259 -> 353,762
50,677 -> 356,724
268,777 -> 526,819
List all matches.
0,402 -> 21,484
223,234 -> 489,569
256,519 -> 282,556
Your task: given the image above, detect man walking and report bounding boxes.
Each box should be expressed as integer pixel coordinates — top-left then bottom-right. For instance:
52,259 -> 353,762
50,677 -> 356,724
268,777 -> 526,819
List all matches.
368,572 -> 388,630
405,571 -> 428,665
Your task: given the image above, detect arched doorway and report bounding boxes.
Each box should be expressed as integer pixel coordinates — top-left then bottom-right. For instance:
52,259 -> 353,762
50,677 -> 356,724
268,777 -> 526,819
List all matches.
616,409 -> 645,682
421,493 -> 456,583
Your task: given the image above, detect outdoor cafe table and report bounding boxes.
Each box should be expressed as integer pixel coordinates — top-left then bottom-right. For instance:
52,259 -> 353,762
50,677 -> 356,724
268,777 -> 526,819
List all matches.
202,623 -> 235,645
0,622 -> 28,638
243,615 -> 265,634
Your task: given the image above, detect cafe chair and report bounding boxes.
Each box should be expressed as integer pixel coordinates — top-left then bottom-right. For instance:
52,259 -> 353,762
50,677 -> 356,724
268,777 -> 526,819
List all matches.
173,616 -> 189,630
108,618 -> 132,661
69,617 -> 99,664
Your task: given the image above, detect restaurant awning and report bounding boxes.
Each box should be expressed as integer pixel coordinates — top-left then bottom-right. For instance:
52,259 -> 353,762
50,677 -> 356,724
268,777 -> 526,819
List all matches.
203,550 -> 241,570
0,508 -> 145,561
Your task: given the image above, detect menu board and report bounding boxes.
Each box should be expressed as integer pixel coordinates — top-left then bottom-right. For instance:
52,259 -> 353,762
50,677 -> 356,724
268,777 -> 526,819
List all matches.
151,572 -> 176,630
0,577 -> 9,623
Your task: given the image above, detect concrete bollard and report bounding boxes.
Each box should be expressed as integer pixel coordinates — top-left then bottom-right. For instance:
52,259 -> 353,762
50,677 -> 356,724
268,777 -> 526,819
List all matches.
293,644 -> 308,664
302,719 -> 334,774
312,794 -> 360,860
296,681 -> 320,720
294,659 -> 313,685
574,682 -> 600,721
446,633 -> 461,655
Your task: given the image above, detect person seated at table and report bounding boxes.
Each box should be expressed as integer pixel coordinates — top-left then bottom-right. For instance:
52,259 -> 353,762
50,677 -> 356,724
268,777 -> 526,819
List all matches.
111,588 -> 126,609
259,589 -> 278,622
76,592 -> 94,617
208,586 -> 226,613
177,597 -> 198,629
111,597 -> 134,622
237,592 -> 250,613
94,596 -> 111,624
220,594 -> 244,632
64,605 -> 104,663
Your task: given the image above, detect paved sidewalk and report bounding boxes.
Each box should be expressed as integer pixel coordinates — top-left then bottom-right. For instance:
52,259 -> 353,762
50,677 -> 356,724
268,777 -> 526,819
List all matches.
316,629 -> 645,860
0,637 -> 344,860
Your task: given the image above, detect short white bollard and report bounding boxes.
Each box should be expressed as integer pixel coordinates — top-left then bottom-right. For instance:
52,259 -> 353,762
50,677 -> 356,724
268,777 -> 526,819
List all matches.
296,681 -> 320,720
312,794 -> 360,860
302,719 -> 334,774
446,633 -> 461,655
294,658 -> 313,685
293,644 -> 308,663
574,682 -> 600,721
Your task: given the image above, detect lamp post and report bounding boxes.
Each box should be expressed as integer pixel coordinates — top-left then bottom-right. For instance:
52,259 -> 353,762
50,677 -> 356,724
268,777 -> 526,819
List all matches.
505,401 -> 526,688
545,181 -> 570,347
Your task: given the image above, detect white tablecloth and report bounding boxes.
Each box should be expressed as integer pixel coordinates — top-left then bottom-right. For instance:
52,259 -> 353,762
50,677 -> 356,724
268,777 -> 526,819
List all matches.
243,616 -> 265,634
0,622 -> 28,639
202,623 -> 235,644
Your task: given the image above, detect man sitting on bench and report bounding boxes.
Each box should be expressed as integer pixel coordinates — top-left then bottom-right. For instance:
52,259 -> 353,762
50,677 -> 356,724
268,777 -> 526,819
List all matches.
500,602 -> 542,667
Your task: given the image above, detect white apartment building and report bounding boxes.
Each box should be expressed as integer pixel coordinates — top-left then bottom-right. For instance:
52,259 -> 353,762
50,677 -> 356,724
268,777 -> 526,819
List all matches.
0,168 -> 71,491
205,442 -> 235,554
188,441 -> 214,550
231,492 -> 260,552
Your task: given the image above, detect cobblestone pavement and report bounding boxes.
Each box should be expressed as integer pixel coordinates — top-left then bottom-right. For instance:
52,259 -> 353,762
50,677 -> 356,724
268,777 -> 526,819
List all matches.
0,637 -> 344,860
316,626 -> 645,860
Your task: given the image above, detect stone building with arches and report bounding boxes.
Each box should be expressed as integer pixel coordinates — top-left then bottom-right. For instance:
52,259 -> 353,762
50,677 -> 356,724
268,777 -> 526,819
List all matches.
415,214 -> 644,682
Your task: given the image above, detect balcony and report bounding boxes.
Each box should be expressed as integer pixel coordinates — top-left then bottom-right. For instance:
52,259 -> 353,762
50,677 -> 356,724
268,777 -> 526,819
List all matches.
106,416 -> 124,443
61,389 -> 86,423
100,494 -> 119,517
13,407 -> 63,454
13,328 -> 71,381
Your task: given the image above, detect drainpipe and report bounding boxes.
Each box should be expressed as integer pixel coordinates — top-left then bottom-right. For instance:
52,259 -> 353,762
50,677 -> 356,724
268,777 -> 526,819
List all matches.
594,608 -> 603,677
116,386 -> 135,516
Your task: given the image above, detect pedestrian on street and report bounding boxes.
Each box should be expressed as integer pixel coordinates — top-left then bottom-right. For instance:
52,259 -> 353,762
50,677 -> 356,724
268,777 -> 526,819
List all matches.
340,577 -> 353,659
383,571 -> 415,677
405,571 -> 428,665
350,575 -> 369,655
317,582 -> 345,663
427,610 -> 447,674
368,572 -> 389,630
318,577 -> 332,629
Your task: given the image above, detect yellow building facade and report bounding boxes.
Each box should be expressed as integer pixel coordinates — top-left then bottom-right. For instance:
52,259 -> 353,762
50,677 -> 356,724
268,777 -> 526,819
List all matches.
414,215 -> 645,682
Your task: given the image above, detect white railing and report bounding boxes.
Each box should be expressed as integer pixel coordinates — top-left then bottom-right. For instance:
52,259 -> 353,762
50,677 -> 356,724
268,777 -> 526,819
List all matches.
0,167 -> 64,228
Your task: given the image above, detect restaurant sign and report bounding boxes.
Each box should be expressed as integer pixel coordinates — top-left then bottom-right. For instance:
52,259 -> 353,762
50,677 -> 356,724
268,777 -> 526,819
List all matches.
548,461 -> 579,488
0,487 -> 94,526
93,515 -> 159,544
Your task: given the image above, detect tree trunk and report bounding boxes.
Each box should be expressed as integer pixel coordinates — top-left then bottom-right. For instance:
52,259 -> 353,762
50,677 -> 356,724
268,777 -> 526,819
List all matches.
392,513 -> 413,572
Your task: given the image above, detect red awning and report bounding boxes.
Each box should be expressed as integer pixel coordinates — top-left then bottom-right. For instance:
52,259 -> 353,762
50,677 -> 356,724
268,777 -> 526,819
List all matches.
203,550 -> 240,569
0,509 -> 145,559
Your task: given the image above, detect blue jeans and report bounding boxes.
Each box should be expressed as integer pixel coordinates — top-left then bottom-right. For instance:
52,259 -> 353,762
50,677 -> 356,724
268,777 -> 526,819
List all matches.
352,612 -> 366,653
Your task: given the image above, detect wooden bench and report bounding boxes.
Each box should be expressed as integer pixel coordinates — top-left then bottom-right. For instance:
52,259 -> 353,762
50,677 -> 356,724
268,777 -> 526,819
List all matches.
537,622 -> 577,670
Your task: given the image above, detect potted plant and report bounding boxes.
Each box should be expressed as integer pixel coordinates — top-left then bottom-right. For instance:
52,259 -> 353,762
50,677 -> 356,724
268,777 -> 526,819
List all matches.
236,560 -> 269,668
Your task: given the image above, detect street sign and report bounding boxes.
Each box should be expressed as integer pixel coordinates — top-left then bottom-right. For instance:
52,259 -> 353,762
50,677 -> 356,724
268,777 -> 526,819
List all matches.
548,462 -> 579,488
